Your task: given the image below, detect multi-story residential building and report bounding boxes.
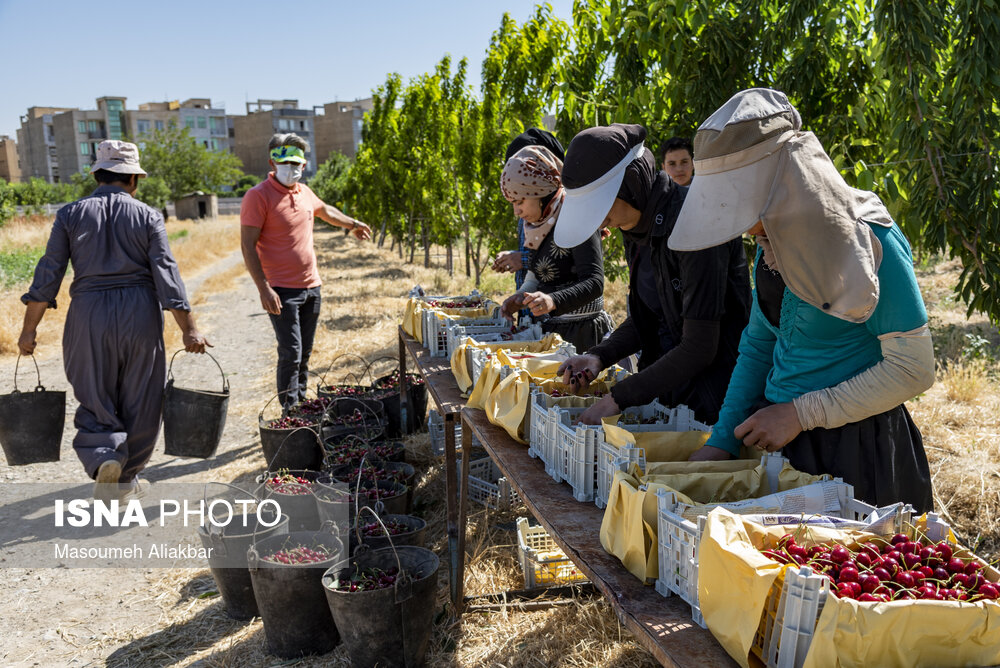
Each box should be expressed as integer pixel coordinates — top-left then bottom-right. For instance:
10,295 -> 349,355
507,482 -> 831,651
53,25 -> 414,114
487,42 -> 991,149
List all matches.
0,136 -> 22,183
17,106 -> 73,182
132,100 -> 179,140
177,98 -> 229,153
231,99 -> 316,178
313,98 -> 372,162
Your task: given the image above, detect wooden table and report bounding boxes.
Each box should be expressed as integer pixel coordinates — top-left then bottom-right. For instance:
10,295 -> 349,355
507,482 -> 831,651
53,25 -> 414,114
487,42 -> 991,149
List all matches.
397,327 -> 470,610
461,406 -> 738,668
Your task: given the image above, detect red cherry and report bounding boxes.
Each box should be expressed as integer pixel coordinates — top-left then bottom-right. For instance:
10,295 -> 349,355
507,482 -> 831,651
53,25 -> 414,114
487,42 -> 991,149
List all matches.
872,567 -> 892,582
979,584 -> 999,600
831,545 -> 850,564
890,533 -> 909,546
903,553 -> 922,570
839,566 -> 860,583
894,571 -> 916,588
965,561 -> 984,576
947,558 -> 967,574
857,593 -> 880,602
856,552 -> 873,568
936,542 -> 953,561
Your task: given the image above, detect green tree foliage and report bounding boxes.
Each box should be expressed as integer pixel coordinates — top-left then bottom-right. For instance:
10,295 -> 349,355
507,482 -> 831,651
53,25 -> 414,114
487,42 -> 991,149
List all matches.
308,152 -> 353,209
139,125 -> 245,200
345,0 -> 1000,322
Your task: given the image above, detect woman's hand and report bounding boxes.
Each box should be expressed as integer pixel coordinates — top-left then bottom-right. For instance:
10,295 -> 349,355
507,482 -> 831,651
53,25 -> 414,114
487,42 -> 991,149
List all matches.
492,251 -> 522,273
522,291 -> 555,317
500,293 -> 524,321
557,354 -> 602,393
734,402 -> 803,453
578,393 -> 620,425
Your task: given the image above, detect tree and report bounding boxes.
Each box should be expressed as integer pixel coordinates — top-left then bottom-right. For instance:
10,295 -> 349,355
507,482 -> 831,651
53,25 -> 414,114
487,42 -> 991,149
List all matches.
309,152 -> 353,210
139,125 -> 245,200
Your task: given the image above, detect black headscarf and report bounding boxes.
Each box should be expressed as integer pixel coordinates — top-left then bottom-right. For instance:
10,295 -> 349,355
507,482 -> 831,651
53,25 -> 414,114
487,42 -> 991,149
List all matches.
505,128 -> 566,163
563,123 -> 657,238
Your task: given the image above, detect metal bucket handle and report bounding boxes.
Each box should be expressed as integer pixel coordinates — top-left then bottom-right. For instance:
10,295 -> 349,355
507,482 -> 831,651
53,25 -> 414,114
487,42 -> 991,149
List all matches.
320,353 -> 375,387
352,453 -> 385,520
12,354 -> 46,394
321,395 -> 386,439
265,425 -> 324,471
202,481 -> 260,554
354,504 -> 412,603
168,349 -> 229,393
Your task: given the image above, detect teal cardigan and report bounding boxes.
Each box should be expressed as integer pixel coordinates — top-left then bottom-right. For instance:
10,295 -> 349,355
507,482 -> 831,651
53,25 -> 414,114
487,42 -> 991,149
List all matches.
707,223 -> 928,455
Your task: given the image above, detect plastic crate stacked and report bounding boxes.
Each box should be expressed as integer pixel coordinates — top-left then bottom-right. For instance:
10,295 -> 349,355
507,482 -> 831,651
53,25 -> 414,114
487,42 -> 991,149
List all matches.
594,403 -> 711,509
516,517 -> 588,588
424,313 -> 506,357
751,512 -> 952,668
445,322 -> 545,361
427,408 -> 479,455
467,340 -> 576,391
455,455 -> 520,511
654,474 -> 901,628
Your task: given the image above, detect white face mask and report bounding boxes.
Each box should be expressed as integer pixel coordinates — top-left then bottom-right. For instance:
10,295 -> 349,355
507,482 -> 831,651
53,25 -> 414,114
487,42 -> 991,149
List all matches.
275,163 -> 303,187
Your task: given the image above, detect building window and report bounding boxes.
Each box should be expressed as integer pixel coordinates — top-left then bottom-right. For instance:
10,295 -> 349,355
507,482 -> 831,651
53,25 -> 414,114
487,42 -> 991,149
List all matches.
184,117 -> 195,130
88,120 -> 98,133
78,121 -> 86,134
211,139 -> 218,151
299,121 -> 305,131
155,120 -> 165,131
137,119 -> 151,135
197,116 -> 207,129
80,142 -> 89,155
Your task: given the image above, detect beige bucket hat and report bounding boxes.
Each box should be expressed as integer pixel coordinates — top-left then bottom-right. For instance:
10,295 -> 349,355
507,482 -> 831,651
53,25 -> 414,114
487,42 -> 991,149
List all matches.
670,88 -> 895,323
90,140 -> 147,175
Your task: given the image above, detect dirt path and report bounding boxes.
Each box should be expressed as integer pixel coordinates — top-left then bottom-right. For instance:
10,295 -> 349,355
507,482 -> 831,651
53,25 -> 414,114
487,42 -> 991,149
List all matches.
0,248 -> 276,667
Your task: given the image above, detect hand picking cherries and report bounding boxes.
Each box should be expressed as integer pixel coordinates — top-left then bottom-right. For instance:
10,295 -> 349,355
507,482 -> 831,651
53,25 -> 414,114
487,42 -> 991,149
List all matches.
333,566 -> 401,592
266,472 -> 313,495
261,544 -> 332,565
760,533 -> 999,603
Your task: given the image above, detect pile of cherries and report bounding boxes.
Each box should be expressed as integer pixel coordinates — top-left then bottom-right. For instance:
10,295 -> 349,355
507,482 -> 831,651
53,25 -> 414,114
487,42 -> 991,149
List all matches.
319,384 -> 372,398
261,544 -> 332,565
371,369 -> 424,393
333,566 -> 401,592
266,415 -> 317,430
324,443 -> 370,467
761,533 -> 999,602
265,472 -> 313,495
357,518 -> 410,537
426,298 -> 483,308
292,397 -> 333,416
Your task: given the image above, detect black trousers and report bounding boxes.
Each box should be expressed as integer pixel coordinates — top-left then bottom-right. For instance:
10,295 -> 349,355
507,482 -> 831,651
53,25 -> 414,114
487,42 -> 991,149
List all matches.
782,404 -> 934,514
268,286 -> 322,409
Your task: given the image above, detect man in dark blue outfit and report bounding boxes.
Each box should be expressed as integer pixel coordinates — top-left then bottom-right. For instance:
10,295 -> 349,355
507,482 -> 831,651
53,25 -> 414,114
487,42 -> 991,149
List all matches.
19,140 -> 209,499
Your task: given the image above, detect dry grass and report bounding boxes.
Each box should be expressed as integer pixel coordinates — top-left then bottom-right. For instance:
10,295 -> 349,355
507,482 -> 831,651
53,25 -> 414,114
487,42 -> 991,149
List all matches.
1,215 -> 242,358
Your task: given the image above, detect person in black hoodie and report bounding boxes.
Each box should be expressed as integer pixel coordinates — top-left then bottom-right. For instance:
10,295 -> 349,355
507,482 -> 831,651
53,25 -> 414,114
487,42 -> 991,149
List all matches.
554,123 -> 750,425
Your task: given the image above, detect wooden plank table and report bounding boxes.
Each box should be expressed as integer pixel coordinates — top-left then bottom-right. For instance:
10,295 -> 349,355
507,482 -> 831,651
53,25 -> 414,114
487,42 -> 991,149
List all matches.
461,405 -> 738,668
397,327 -> 470,610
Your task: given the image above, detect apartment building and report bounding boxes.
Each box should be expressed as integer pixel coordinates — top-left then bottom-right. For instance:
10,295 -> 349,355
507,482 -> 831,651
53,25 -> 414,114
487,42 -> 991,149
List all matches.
0,136 -> 22,183
313,98 -> 372,161
231,99 -> 317,178
17,106 -> 73,182
176,98 -> 229,153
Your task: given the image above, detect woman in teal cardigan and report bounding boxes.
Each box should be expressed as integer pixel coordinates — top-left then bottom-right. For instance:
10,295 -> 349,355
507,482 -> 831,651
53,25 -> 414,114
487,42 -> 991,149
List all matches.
668,89 -> 935,512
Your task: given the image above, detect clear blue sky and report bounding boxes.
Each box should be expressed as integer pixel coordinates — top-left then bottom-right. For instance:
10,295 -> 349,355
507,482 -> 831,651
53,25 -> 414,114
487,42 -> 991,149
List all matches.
0,0 -> 574,139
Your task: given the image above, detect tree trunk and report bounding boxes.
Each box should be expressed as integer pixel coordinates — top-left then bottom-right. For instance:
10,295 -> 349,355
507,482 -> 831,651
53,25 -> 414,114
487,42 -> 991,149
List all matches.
407,213 -> 416,264
378,218 -> 388,247
453,177 -> 471,277
465,225 -> 471,277
389,235 -> 396,252
473,235 -> 484,287
422,228 -> 430,269
447,242 -> 453,276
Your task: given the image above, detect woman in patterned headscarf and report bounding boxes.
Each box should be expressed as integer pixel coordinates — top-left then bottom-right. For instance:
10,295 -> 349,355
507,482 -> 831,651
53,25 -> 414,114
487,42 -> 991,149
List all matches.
498,145 -> 614,353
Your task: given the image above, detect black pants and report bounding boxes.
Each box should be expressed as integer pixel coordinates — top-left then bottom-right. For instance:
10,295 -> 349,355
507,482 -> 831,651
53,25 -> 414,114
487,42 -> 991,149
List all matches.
782,404 -> 934,514
268,286 -> 322,409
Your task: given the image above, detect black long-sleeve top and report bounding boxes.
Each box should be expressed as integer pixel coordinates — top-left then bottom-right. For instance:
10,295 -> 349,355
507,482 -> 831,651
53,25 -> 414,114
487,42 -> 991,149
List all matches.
520,229 -> 604,317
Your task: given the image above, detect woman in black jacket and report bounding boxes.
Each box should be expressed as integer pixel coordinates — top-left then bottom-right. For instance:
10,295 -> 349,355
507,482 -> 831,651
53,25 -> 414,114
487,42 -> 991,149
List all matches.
498,145 -> 614,352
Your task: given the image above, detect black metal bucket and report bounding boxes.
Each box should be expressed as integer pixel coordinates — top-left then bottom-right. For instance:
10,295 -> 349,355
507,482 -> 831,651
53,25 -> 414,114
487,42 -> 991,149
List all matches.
259,392 -> 324,471
257,470 -> 322,532
327,460 -> 415,512
162,350 -> 229,459
352,514 -> 427,552
0,355 -> 64,466
322,543 -> 440,668
372,371 -> 427,436
197,499 -> 289,621
249,530 -> 344,658
315,478 -> 408,530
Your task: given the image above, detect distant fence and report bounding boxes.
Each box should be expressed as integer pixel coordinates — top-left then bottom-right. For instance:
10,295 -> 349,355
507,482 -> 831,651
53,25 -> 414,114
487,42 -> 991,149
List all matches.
14,197 -> 244,220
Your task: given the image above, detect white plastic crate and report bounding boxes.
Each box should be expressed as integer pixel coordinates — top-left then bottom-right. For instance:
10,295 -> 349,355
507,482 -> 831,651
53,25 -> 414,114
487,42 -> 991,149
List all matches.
753,512 -> 951,668
654,472 -> 899,629
527,389 -> 603,473
427,408 -> 479,455
424,312 -> 503,357
414,290 -> 483,347
446,322 -> 544,360
456,456 -> 520,511
516,517 -> 588,588
595,403 -> 712,509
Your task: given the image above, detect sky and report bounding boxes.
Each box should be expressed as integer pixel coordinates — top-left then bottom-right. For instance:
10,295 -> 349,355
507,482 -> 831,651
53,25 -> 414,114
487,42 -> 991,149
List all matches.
0,0 -> 574,139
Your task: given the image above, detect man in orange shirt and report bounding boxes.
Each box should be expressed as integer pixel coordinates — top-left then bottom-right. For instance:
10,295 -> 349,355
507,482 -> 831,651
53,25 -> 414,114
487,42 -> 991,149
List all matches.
240,133 -> 372,409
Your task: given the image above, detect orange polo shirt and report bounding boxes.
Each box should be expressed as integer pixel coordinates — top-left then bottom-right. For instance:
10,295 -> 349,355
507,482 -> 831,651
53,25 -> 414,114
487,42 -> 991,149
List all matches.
240,173 -> 327,289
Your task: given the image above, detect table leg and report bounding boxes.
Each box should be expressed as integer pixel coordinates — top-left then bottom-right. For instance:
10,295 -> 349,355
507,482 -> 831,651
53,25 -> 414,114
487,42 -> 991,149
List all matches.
398,330 -> 409,434
444,411 -> 459,615
457,414 -> 470,614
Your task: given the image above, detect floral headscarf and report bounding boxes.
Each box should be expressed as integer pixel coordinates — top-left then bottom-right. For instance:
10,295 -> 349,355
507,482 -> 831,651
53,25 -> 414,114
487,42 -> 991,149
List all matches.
501,146 -> 565,249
